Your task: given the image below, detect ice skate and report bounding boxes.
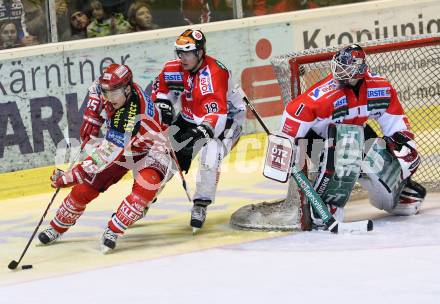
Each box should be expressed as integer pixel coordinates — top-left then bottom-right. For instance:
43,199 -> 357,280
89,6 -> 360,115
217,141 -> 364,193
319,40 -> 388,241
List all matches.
38,227 -> 62,245
101,227 -> 119,254
190,204 -> 207,234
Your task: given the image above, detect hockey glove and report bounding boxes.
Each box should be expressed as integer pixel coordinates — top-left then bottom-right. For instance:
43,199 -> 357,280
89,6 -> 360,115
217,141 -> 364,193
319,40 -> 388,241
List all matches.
177,124 -> 214,156
50,165 -> 87,188
80,107 -> 104,144
384,130 -> 420,179
155,98 -> 174,126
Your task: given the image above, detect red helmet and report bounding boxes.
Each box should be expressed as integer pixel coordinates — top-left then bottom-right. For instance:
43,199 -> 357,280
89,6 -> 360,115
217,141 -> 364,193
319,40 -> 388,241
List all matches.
99,64 -> 133,91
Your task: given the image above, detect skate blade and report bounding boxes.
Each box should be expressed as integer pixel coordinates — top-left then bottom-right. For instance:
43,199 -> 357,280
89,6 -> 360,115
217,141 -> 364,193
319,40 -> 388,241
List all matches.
100,244 -> 113,254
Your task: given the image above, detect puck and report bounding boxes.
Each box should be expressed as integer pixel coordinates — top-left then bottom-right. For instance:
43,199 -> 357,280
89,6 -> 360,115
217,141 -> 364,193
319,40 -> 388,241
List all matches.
21,265 -> 33,270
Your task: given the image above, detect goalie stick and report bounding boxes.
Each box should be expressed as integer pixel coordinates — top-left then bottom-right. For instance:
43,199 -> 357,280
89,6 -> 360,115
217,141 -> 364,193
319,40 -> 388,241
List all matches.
8,143 -> 85,270
242,95 -> 373,233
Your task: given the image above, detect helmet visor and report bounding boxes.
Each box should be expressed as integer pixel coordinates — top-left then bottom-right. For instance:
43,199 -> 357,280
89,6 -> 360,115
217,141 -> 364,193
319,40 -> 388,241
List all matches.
175,49 -> 197,59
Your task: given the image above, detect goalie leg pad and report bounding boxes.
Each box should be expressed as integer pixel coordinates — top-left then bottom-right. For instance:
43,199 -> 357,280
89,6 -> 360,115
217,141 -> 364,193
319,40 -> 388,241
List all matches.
360,138 -> 403,211
313,124 -> 364,208
109,168 -> 162,233
51,183 -> 100,233
391,179 -> 426,216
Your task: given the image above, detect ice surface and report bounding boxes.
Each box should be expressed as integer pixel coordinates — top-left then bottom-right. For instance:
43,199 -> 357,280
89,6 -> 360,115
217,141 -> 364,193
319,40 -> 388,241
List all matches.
1,196 -> 438,304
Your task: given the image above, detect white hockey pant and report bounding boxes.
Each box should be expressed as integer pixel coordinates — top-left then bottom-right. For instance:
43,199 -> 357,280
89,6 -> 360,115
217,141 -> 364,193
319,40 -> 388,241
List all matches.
194,126 -> 240,205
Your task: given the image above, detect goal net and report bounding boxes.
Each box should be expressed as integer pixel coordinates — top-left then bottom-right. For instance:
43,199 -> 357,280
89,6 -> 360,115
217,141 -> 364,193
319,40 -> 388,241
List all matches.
230,33 -> 440,231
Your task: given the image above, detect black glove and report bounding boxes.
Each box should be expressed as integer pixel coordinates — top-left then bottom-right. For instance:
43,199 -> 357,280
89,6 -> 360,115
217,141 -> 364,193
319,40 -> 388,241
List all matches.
155,98 -> 174,126
177,124 -> 214,156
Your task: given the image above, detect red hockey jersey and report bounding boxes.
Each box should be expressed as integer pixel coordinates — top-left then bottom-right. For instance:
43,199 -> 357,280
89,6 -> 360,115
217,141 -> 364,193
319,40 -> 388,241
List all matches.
83,82 -> 167,173
153,55 -> 232,137
280,72 -> 412,139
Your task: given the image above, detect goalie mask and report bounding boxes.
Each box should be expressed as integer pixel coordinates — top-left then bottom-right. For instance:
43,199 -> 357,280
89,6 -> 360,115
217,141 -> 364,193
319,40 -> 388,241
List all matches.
331,44 -> 367,84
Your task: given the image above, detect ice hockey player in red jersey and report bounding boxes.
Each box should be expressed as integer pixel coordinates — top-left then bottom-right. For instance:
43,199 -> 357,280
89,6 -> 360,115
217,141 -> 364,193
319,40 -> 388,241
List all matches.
38,64 -> 172,253
152,29 -> 245,232
279,44 -> 426,228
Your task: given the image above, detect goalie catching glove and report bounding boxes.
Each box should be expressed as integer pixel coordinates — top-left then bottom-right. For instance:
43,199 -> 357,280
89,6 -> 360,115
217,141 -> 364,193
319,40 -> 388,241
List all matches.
384,130 -> 420,179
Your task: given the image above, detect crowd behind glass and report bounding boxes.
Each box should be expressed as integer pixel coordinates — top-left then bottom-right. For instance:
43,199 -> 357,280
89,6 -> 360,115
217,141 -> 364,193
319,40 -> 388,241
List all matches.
0,0 -> 368,50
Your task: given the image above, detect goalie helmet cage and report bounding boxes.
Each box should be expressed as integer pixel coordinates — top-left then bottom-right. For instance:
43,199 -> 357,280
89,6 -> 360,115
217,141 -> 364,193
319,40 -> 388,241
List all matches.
230,33 -> 440,231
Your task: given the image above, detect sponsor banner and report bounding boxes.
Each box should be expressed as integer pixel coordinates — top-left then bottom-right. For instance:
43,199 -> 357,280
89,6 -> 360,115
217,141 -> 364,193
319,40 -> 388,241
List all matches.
0,0 -> 439,172
0,22 -> 294,172
293,0 -> 440,50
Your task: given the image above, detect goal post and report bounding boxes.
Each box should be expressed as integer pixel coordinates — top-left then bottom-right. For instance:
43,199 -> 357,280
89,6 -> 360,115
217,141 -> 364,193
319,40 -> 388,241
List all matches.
230,33 -> 440,232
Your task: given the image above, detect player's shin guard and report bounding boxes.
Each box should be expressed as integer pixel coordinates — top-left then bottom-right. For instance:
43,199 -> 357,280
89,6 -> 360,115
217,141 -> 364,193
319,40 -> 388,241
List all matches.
108,193 -> 147,234
108,168 -> 162,234
194,139 -> 222,203
50,184 -> 99,233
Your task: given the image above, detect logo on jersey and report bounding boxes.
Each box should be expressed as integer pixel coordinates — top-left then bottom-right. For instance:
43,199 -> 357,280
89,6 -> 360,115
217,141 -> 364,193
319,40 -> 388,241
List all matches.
199,66 -> 213,95
367,87 -> 391,99
333,96 -> 347,109
308,80 -> 336,101
332,96 -> 348,120
282,118 -> 300,137
141,91 -> 155,118
164,72 -> 183,82
106,129 -> 125,147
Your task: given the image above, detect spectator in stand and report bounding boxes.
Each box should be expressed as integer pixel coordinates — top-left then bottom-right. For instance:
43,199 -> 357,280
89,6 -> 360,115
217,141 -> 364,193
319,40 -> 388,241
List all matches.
23,0 -> 47,44
87,0 -> 132,37
146,0 -> 185,28
301,0 -> 367,9
210,0 -> 233,21
181,0 -> 211,25
70,8 -> 91,40
55,0 -> 71,41
127,1 -> 159,32
245,0 -> 369,16
0,0 -> 36,46
246,0 -> 298,16
0,21 -> 21,49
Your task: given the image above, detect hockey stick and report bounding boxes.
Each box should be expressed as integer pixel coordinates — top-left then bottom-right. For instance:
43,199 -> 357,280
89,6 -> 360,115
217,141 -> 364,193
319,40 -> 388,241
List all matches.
156,121 -> 192,203
243,95 -> 373,233
8,144 -> 85,270
168,144 -> 192,203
